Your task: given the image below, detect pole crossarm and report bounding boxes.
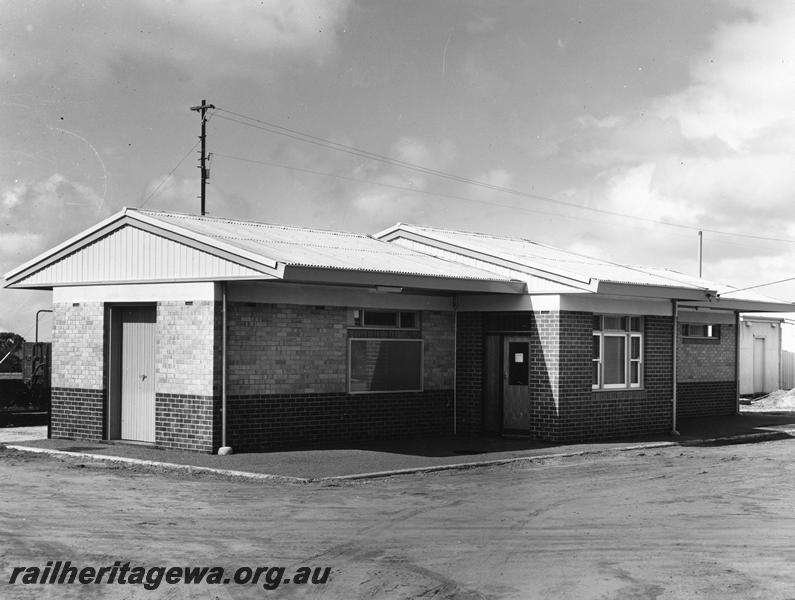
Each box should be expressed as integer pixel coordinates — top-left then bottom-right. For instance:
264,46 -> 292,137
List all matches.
190,99 -> 215,216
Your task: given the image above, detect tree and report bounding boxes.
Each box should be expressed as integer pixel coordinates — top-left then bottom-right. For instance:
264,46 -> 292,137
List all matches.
0,333 -> 25,372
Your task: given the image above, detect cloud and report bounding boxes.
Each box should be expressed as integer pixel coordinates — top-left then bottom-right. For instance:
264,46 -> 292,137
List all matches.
0,174 -> 108,267
346,137 -> 459,225
0,175 -> 107,339
0,1 -> 352,82
560,1 -> 795,291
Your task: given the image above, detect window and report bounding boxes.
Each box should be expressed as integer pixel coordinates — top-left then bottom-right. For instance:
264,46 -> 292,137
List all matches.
681,324 -> 720,339
353,309 -> 419,329
592,315 -> 643,390
348,338 -> 423,393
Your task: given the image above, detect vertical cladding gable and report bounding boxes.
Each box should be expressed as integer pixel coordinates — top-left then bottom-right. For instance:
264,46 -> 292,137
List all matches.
50,302 -> 105,440
455,312 -> 483,434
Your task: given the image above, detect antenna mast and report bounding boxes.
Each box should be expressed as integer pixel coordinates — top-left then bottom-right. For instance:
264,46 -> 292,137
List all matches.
190,99 -> 215,216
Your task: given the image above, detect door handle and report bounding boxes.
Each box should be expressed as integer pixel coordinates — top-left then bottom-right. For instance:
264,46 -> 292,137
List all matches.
140,374 -> 147,381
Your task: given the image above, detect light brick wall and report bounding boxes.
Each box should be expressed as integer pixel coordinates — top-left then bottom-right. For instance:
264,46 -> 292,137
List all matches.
156,301 -> 217,397
677,324 -> 736,382
227,303 -> 349,395
226,304 -> 454,396
51,302 -> 105,389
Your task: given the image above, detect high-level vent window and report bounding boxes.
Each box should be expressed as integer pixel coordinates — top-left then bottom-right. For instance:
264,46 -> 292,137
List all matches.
353,309 -> 419,329
681,324 -> 720,339
592,315 -> 643,390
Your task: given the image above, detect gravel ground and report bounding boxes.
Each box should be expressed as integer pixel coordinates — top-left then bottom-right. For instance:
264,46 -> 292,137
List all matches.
1,438 -> 794,599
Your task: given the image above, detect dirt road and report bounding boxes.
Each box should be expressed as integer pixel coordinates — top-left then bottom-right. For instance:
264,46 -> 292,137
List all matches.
1,440 -> 794,599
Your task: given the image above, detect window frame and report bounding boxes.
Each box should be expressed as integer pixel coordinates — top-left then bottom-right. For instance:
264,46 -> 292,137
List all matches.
351,309 -> 420,330
592,315 -> 643,391
347,337 -> 424,394
681,323 -> 721,339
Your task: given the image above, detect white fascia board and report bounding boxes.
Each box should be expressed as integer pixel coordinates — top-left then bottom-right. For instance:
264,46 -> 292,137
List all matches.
283,265 -> 526,294
595,281 -> 715,301
4,208 -> 129,280
377,227 -> 597,291
561,294 -> 674,316
54,282 -> 219,303
682,298 -> 795,313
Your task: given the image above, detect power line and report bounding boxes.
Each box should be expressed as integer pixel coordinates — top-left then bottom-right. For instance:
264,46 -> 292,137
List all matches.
139,140 -> 200,208
214,152 -> 618,225
720,275 -> 795,295
213,106 -> 795,245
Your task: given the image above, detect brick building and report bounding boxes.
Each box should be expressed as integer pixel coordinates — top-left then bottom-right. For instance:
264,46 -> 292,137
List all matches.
5,209 -> 792,452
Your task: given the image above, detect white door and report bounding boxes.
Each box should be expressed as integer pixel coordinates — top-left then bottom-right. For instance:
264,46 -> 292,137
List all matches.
753,337 -> 766,394
120,308 -> 156,442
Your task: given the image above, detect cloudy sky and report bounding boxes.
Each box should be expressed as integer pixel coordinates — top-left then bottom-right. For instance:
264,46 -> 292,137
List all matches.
2,0 -> 795,338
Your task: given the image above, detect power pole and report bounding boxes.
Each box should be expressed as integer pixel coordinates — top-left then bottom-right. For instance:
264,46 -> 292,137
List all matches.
190,99 -> 215,216
698,230 -> 703,278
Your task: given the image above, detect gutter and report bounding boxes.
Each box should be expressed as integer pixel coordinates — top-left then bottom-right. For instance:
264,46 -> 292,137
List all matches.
218,282 -> 232,455
671,299 -> 680,436
453,300 -> 458,436
735,310 -> 741,414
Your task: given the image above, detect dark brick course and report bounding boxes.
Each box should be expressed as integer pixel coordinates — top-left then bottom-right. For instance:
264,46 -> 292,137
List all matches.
225,389 -> 453,451
455,312 -> 484,435
156,393 -> 216,453
51,387 -> 104,441
677,381 -> 737,418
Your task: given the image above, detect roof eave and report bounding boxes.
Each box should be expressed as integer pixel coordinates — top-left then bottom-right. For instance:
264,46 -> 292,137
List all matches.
283,265 -> 527,294
684,298 -> 795,313
596,281 -> 715,302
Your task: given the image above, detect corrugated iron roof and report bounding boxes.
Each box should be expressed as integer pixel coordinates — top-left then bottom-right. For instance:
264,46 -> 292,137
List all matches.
381,224 -> 715,290
137,210 -> 512,282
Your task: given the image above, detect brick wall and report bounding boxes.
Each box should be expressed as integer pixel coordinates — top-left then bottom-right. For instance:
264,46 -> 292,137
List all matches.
50,387 -> 104,441
51,302 -> 104,389
227,303 -> 348,395
676,323 -> 737,418
530,311 -> 674,442
528,311 -> 562,440
215,304 -> 455,451
677,324 -> 736,382
455,312 -> 484,434
226,390 -> 453,451
157,301 -> 218,397
50,303 -> 106,440
677,381 -> 737,418
156,393 -> 217,452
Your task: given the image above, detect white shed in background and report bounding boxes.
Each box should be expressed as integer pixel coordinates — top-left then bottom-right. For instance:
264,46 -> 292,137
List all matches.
739,315 -> 784,395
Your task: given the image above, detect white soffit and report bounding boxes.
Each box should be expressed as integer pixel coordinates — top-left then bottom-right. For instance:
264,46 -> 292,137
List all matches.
9,224 -> 274,288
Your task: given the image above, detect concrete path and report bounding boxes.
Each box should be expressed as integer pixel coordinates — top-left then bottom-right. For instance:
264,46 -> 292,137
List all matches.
0,425 -> 46,444
4,412 -> 795,481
